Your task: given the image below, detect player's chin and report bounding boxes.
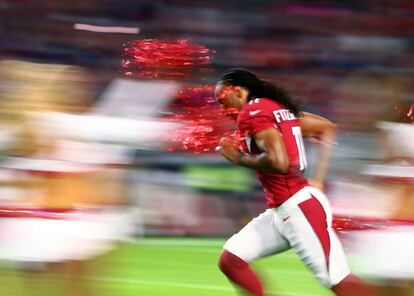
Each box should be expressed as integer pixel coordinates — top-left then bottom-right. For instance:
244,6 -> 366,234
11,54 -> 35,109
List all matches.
222,109 -> 239,119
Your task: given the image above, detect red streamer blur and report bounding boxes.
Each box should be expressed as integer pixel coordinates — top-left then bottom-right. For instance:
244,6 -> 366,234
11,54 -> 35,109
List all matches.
394,102 -> 414,123
163,84 -> 236,153
121,39 -> 214,79
333,215 -> 414,250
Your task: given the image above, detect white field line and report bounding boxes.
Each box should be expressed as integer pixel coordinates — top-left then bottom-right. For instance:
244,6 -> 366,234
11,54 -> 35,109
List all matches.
136,245 -> 299,259
135,246 -> 221,254
109,257 -> 310,277
131,238 -> 225,247
89,276 -> 323,296
131,238 -> 298,258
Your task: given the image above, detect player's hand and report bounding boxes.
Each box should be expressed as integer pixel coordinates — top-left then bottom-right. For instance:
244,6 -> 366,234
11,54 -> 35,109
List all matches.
308,178 -> 324,190
217,135 -> 242,165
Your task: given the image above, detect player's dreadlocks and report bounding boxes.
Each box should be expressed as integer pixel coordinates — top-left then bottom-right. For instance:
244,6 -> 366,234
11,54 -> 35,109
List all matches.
219,68 -> 303,117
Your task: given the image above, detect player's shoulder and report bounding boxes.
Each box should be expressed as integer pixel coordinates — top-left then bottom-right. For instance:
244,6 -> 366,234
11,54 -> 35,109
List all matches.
239,98 -> 283,120
245,98 -> 284,112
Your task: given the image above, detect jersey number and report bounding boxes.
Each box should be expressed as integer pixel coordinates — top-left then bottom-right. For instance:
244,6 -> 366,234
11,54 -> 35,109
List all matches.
291,126 -> 307,170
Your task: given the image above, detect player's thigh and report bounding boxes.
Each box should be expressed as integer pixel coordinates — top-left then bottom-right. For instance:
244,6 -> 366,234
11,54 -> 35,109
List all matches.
223,209 -> 290,262
282,192 -> 350,288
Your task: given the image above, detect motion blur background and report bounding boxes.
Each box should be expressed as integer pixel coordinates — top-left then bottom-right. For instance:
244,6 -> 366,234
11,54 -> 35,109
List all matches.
0,1 -> 413,295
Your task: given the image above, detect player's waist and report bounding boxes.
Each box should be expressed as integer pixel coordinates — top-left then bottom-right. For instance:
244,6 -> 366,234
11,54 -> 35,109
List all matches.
257,172 -> 307,187
263,184 -> 308,208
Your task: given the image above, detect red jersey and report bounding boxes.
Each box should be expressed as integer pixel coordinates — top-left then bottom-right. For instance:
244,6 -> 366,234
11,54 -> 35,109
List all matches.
237,98 -> 308,208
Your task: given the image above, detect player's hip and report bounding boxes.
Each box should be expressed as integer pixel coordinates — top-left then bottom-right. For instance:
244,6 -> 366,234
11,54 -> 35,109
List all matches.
272,186 -> 332,223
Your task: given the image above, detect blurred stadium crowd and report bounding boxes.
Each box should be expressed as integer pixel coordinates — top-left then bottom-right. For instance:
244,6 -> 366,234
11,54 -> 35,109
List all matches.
0,0 -> 413,295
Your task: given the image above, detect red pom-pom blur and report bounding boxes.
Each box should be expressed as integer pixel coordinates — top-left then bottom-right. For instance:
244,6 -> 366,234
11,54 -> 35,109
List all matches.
121,39 -> 214,79
163,84 -> 236,153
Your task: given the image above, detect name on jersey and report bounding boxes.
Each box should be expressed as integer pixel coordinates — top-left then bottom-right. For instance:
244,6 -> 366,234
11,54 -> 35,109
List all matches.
273,109 -> 297,123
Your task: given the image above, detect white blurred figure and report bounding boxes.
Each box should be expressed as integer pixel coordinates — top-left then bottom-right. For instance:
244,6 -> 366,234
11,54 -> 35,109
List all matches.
0,60 -> 135,296
351,102 -> 414,296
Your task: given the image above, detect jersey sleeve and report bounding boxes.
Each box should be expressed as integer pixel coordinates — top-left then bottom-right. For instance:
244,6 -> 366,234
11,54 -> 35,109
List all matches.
238,99 -> 282,137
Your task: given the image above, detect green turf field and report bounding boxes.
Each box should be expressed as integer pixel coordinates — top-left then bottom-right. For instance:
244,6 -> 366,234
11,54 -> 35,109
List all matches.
0,237 -> 333,296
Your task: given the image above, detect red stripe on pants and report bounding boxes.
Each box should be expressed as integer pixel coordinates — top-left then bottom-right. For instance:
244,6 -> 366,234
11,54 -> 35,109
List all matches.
299,196 -> 331,268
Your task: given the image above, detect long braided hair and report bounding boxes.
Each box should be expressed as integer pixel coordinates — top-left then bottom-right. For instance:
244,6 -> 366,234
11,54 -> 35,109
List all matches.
218,68 -> 303,117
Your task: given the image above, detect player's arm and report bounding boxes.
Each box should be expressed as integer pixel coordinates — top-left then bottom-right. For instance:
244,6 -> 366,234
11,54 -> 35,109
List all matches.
219,128 -> 289,173
300,112 -> 336,189
241,128 -> 289,173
